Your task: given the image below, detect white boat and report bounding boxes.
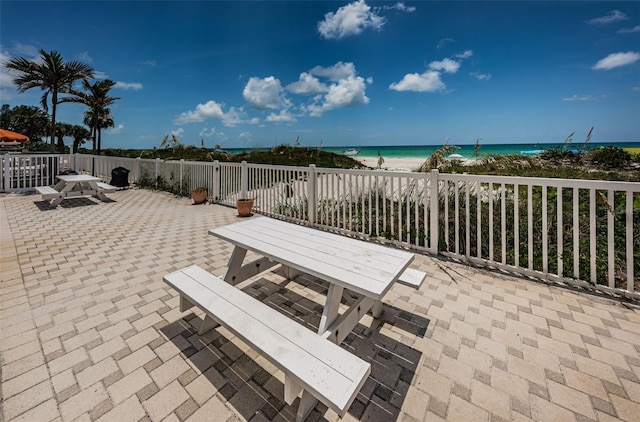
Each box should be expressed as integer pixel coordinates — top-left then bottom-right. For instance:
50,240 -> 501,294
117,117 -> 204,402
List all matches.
343,148 -> 360,156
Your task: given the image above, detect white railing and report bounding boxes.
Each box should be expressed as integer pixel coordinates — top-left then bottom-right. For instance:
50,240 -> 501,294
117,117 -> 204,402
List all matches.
2,153 -> 638,299
1,153 -> 74,191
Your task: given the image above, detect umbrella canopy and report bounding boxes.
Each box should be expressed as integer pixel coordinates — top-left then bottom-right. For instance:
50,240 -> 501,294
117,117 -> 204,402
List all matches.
0,129 -> 30,142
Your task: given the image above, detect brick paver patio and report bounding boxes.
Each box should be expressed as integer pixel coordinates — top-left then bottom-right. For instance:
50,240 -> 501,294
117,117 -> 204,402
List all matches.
1,188 -> 639,421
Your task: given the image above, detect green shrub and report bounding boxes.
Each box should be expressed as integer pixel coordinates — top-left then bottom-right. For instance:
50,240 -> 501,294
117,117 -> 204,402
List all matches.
587,146 -> 631,169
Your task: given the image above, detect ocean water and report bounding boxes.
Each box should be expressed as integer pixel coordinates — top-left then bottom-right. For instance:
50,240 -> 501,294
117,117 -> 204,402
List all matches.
228,142 -> 640,159
321,142 -> 640,159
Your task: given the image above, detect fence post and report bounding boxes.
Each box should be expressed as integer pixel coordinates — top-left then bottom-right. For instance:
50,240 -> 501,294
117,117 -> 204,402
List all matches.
136,157 -> 141,184
307,164 -> 316,226
3,155 -> 9,192
212,160 -> 220,202
240,161 -> 248,199
180,159 -> 185,195
430,169 -> 439,254
155,158 -> 160,189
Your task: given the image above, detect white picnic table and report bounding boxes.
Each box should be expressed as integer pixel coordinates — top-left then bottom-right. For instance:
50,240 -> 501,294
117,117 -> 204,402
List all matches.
36,174 -> 116,207
210,217 -> 417,344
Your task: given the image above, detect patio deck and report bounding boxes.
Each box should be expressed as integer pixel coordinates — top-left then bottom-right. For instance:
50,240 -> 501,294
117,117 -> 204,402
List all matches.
1,188 -> 639,422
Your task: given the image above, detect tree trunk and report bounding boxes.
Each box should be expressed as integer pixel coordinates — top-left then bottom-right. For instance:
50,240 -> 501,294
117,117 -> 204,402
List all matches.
97,129 -> 102,154
50,92 -> 57,152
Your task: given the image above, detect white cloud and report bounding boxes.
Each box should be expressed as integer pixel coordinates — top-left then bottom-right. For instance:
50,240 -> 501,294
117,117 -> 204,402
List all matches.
429,58 -> 460,73
437,38 -> 454,49
76,51 -> 93,63
310,62 -> 357,81
221,106 -> 255,127
317,0 -> 385,40
94,71 -> 109,80
384,2 -> 416,13
174,100 -> 226,124
171,128 -> 184,137
633,86 -> 640,92
114,81 -> 143,90
11,43 -> 39,59
593,52 -> 640,70
107,124 -> 124,134
286,72 -> 328,95
389,71 -> 445,92
619,25 -> 640,34
306,76 -> 370,116
562,94 -> 596,102
142,60 -> 157,66
266,109 -> 297,123
455,50 -> 473,59
586,10 -> 629,25
199,127 -> 217,138
243,76 -> 290,110
470,72 -> 492,80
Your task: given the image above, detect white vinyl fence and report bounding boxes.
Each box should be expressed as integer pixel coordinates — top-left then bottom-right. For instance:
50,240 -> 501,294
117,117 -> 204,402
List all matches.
3,152 -> 639,299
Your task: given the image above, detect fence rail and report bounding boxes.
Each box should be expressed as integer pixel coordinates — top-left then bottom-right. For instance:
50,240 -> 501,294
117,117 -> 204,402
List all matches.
2,152 -> 638,299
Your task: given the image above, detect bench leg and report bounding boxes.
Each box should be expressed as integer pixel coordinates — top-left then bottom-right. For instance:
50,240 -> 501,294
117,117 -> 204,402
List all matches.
371,300 -> 384,318
296,391 -> 318,422
180,296 -> 194,312
198,315 -> 219,335
284,377 -> 303,405
283,265 -> 302,280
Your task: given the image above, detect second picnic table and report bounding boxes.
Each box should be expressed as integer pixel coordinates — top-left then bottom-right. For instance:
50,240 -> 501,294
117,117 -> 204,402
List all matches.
35,174 -> 116,207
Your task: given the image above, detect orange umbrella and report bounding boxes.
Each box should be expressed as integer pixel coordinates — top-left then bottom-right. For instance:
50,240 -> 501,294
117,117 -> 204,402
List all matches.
0,129 -> 30,142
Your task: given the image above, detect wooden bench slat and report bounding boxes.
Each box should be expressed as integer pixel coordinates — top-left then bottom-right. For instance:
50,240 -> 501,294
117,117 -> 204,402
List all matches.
164,265 -> 370,418
398,268 -> 427,289
96,182 -> 117,192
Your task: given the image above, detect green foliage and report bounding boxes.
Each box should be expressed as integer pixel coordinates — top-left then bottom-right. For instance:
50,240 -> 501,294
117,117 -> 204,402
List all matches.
419,142 -> 460,172
100,141 -> 366,169
587,146 -> 632,169
4,49 -> 94,152
1,104 -> 50,140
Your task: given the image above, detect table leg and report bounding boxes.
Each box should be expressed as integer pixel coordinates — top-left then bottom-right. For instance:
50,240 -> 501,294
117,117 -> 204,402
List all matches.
318,284 -> 343,334
88,182 -> 109,201
50,181 -> 75,207
223,246 -> 247,285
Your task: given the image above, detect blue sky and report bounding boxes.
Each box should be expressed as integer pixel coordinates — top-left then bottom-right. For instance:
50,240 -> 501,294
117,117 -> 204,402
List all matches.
1,1 -> 639,149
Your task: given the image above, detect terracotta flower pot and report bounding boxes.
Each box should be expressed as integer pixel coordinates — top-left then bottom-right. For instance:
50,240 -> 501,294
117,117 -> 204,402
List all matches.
191,188 -> 207,205
236,198 -> 254,217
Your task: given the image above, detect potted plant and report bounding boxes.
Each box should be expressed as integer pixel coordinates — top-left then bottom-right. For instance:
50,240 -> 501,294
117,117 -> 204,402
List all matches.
191,187 -> 208,205
236,198 -> 254,217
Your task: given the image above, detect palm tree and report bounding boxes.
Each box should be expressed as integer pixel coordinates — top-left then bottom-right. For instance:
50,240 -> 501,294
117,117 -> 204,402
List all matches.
54,122 -> 74,152
69,125 -> 91,152
4,50 -> 94,152
62,79 -> 119,154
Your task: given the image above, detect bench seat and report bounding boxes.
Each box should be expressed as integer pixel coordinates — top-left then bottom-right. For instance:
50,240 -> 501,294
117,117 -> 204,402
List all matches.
35,186 -> 61,199
163,265 -> 370,421
96,182 -> 117,192
398,267 -> 427,289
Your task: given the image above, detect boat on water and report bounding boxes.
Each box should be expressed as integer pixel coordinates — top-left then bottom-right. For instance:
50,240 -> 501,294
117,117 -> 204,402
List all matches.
343,148 -> 360,156
520,149 -> 544,155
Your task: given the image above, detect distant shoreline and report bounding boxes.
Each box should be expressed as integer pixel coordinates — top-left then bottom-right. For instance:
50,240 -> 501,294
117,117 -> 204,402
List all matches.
226,141 -> 640,160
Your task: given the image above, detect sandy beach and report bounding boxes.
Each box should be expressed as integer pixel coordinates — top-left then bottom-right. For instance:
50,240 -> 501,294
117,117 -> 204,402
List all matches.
355,156 -> 425,171
355,156 -> 479,171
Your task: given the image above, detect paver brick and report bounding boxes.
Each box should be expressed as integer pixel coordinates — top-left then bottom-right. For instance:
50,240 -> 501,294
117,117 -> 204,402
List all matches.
2,380 -> 53,420
3,188 -> 640,422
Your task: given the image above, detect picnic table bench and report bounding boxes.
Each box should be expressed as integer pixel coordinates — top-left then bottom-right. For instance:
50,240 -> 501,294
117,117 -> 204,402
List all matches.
164,265 -> 370,421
